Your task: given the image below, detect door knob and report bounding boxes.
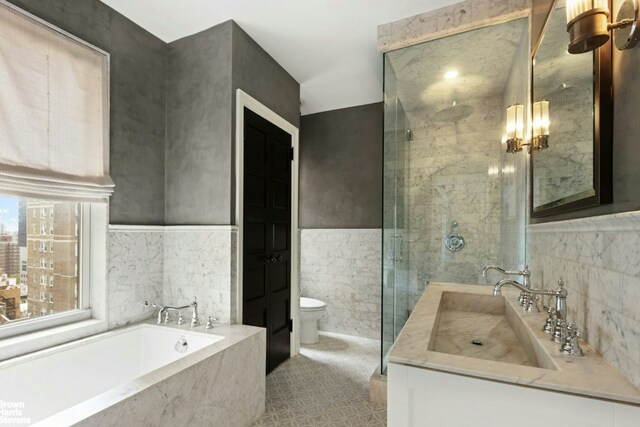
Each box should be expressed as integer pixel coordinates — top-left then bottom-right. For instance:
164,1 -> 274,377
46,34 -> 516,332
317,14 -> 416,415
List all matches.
275,254 -> 283,263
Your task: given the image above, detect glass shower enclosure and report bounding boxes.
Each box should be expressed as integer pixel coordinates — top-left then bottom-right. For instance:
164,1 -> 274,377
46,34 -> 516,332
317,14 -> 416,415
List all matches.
381,17 -> 529,373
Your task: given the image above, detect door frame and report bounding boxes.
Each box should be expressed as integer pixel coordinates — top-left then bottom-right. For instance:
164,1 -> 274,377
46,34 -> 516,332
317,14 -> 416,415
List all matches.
235,89 -> 300,358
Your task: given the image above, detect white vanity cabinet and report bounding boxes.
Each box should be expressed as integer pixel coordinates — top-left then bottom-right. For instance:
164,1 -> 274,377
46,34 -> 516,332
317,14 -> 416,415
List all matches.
388,363 -> 639,427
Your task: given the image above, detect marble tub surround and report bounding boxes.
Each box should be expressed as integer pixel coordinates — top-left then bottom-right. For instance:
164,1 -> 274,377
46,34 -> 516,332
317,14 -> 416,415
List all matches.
35,322 -> 265,427
377,0 -> 529,53
163,226 -> 237,325
389,282 -> 640,405
107,227 -> 164,328
300,229 -> 381,339
528,211 -> 640,390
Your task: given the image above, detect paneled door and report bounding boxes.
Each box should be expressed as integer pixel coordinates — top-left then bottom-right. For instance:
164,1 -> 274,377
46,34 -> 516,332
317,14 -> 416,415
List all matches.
242,108 -> 292,373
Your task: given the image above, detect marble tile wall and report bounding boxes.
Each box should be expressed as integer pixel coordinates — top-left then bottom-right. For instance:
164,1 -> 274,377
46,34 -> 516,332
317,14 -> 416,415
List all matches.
377,0 -> 529,53
300,229 -> 381,339
107,228 -> 164,328
107,226 -> 237,328
405,94 -> 505,304
527,212 -> 640,389
163,227 -> 237,325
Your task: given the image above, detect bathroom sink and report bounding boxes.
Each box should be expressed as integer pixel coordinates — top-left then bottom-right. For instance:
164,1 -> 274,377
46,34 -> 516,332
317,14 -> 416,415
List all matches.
429,291 -> 555,369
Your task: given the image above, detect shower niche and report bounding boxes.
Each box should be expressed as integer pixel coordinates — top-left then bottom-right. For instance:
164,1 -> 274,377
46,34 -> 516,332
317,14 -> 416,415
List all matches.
381,16 -> 530,372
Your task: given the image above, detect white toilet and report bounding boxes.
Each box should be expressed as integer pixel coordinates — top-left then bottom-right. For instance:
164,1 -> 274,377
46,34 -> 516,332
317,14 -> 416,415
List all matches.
299,297 -> 326,344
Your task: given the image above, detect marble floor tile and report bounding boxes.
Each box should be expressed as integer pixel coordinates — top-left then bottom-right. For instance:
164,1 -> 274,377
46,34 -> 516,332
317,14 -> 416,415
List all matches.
253,332 -> 386,427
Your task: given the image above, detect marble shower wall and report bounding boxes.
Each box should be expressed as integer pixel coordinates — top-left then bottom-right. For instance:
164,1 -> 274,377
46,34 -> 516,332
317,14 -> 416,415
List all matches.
300,229 -> 381,339
107,226 -> 237,328
406,94 -> 505,306
527,212 -> 640,389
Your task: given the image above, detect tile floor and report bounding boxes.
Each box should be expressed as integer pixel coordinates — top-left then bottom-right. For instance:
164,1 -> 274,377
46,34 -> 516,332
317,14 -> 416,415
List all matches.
253,332 -> 387,426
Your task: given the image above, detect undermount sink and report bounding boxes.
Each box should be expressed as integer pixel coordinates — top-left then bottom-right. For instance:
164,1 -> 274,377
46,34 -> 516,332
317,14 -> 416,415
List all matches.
429,291 -> 557,370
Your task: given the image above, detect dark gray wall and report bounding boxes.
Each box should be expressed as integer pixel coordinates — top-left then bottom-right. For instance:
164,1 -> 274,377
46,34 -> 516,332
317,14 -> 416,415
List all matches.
165,21 -> 234,225
300,103 -> 383,229
165,21 -> 300,225
231,22 -> 301,221
7,0 -> 168,224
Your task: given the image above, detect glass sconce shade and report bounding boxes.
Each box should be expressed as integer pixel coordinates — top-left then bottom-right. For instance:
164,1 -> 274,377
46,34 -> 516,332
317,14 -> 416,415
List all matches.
506,104 -> 525,153
532,100 -> 550,150
565,0 -> 640,53
566,0 -> 611,54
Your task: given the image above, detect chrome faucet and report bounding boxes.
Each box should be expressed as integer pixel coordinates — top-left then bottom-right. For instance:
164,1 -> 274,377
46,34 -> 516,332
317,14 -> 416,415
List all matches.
143,297 -> 200,326
493,279 -> 566,318
483,265 -> 531,306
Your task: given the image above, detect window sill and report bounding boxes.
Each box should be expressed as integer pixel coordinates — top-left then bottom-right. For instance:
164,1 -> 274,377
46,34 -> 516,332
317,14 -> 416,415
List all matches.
0,318 -> 107,362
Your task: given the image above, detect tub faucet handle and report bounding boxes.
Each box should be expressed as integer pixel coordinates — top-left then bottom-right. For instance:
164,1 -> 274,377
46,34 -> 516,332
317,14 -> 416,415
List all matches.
206,316 -> 216,329
177,312 -> 185,325
163,310 -> 171,324
191,297 -> 200,327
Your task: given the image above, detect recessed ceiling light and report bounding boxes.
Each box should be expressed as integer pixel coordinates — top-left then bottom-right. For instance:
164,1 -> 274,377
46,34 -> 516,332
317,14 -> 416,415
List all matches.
444,70 -> 459,80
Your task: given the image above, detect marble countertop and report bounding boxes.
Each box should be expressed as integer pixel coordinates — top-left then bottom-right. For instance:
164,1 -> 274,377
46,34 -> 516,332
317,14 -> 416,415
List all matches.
388,282 -> 640,405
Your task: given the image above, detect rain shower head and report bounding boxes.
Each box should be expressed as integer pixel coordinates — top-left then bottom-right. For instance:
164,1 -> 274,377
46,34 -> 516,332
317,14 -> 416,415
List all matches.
434,101 -> 474,122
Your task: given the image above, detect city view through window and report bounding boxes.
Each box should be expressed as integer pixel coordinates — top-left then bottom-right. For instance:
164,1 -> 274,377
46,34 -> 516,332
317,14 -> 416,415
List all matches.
0,195 -> 80,326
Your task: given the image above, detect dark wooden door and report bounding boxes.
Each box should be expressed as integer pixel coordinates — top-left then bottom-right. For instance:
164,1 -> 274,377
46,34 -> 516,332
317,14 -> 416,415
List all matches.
242,108 -> 292,374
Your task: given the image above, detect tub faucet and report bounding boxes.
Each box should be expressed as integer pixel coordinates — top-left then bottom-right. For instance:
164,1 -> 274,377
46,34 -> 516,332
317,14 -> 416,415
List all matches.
157,304 -> 191,324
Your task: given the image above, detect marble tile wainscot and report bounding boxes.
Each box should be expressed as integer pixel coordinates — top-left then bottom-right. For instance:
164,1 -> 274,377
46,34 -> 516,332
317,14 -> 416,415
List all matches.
107,225 -> 238,328
527,211 -> 640,390
108,226 -> 165,328
300,229 -> 381,339
163,226 -> 238,325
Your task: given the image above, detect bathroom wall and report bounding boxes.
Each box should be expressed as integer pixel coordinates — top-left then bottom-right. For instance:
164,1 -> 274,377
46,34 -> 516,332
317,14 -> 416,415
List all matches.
6,0 -> 168,225
300,229 -> 381,339
405,94 -> 504,304
298,103 -> 383,339
299,103 -> 383,229
524,0 -> 640,391
165,21 -> 234,225
165,21 -> 300,225
163,227 -> 237,324
527,214 -> 640,389
107,228 -> 164,328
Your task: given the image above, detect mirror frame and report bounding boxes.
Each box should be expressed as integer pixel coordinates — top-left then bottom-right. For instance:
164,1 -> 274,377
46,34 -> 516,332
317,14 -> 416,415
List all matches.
530,0 -> 613,218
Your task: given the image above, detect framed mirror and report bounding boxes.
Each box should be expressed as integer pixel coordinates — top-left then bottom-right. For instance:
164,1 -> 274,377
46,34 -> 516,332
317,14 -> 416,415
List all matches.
530,0 -> 612,218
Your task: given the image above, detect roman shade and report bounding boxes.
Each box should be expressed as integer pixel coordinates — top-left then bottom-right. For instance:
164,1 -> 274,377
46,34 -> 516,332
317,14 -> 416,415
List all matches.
0,2 -> 113,203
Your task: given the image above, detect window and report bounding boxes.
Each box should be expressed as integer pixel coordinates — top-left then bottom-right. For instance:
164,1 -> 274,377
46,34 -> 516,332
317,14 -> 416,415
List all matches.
0,2 -> 111,343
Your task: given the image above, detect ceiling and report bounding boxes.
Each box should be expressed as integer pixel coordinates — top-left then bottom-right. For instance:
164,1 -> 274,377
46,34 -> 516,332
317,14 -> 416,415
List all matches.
100,0 -> 460,115
386,17 -> 528,124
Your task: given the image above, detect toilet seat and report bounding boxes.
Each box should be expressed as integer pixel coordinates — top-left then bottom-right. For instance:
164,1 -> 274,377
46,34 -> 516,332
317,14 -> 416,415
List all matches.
300,297 -> 325,311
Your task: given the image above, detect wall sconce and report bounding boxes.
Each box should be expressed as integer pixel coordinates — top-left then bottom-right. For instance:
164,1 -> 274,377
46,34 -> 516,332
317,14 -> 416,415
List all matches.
566,0 -> 640,54
505,104 -> 525,154
532,100 -> 550,150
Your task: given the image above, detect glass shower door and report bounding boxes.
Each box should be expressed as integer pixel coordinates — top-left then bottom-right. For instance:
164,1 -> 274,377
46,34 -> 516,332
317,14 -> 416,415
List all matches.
381,76 -> 410,374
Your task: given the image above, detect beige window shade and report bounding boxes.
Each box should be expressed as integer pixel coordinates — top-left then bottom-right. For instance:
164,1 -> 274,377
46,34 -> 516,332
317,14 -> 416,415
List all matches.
0,2 -> 113,202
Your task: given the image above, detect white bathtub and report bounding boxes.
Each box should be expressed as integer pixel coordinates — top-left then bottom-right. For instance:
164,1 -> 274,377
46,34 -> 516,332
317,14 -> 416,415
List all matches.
0,323 -> 266,426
